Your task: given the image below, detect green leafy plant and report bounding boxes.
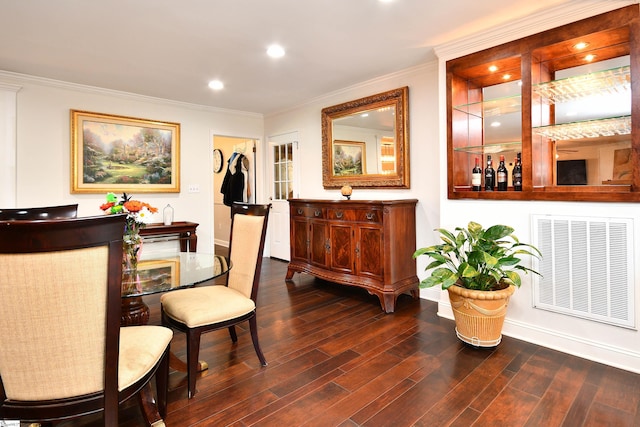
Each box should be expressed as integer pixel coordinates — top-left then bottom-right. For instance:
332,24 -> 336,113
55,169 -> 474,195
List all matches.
413,221 -> 542,291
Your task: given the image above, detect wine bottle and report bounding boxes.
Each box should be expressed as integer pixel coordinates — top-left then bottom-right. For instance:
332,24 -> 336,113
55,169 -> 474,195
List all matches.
471,157 -> 482,191
497,155 -> 508,191
484,155 -> 495,191
512,152 -> 522,191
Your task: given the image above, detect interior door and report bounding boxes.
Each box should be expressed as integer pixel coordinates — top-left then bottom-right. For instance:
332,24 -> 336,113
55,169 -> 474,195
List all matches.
268,132 -> 298,261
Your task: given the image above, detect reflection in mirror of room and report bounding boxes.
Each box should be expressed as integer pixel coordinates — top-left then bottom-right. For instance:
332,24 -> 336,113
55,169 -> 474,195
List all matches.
321,86 -> 409,188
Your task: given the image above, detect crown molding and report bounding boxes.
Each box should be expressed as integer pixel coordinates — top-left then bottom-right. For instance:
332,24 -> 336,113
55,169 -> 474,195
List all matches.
0,69 -> 263,118
0,81 -> 22,92
434,0 -> 638,61
266,60 -> 438,119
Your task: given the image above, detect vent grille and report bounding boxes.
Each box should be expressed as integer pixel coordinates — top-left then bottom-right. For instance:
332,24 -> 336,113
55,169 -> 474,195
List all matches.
532,215 -> 635,329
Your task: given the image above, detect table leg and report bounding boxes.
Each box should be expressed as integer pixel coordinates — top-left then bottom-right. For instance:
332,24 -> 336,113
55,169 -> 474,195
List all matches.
169,352 -> 209,372
121,296 -> 150,326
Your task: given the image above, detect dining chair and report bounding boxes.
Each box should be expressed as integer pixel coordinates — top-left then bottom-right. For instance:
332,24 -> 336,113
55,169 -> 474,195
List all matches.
0,203 -> 78,220
0,214 -> 172,426
160,202 -> 271,398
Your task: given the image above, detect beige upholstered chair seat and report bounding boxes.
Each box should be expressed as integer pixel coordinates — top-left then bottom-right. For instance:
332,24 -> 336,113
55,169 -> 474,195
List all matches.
161,286 -> 256,328
119,326 -> 173,390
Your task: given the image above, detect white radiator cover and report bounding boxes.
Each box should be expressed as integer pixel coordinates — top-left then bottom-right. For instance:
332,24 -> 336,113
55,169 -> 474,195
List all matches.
532,215 -> 635,329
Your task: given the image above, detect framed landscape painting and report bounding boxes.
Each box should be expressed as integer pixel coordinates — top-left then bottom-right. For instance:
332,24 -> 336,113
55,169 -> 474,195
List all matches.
71,110 -> 180,193
122,259 -> 179,295
333,140 -> 366,176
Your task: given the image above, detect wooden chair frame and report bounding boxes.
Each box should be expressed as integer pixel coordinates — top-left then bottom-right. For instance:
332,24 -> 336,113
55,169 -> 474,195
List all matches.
0,214 -> 170,426
0,204 -> 78,220
161,203 -> 270,398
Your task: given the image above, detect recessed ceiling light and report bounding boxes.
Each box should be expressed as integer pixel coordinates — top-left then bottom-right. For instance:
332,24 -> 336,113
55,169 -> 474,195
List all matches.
502,74 -> 511,80
208,80 -> 224,90
585,54 -> 596,62
267,44 -> 285,58
574,42 -> 589,50
488,65 -> 498,72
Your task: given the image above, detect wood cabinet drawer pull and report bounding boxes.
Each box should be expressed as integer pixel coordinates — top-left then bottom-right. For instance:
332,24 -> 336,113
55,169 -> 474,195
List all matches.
314,210 -> 321,217
297,208 -> 303,215
336,211 -> 343,219
366,212 -> 374,220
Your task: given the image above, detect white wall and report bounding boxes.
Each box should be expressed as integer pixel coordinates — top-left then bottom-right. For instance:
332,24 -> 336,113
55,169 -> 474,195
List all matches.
1,72 -> 263,253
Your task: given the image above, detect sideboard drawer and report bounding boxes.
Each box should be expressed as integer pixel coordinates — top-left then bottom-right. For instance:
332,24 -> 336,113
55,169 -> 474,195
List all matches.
326,208 -> 356,221
291,205 -> 325,219
355,209 -> 382,223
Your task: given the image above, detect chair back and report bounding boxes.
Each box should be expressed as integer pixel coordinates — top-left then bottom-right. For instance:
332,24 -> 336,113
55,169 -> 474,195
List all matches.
0,204 -> 78,220
0,215 -> 125,407
227,203 -> 270,301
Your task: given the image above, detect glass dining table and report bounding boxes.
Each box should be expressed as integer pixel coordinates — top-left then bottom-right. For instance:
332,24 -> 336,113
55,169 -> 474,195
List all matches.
121,251 -> 231,326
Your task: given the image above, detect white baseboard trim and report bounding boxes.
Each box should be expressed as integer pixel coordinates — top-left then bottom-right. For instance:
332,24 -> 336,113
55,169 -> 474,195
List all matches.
214,239 -> 229,248
435,298 -> 640,375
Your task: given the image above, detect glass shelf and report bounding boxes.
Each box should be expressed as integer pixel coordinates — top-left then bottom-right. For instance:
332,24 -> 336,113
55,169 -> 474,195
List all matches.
532,116 -> 631,140
453,141 -> 521,155
453,95 -> 521,119
533,65 -> 630,104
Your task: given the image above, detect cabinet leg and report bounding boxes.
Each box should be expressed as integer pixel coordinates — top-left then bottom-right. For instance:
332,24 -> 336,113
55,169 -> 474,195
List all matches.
285,267 -> 295,281
381,293 -> 396,314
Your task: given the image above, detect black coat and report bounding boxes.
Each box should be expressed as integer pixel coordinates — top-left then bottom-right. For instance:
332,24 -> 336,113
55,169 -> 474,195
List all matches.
221,154 -> 245,207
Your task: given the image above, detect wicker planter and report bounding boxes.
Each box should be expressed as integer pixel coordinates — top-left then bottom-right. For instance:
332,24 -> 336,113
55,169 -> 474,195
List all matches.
447,284 -> 516,347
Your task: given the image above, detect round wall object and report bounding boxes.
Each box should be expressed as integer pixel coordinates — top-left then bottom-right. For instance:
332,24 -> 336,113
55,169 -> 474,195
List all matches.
213,149 -> 224,173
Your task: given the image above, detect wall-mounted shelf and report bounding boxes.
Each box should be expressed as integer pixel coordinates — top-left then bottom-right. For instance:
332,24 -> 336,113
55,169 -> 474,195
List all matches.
532,65 -> 630,104
453,141 -> 521,155
532,116 -> 631,140
453,95 -> 521,119
446,5 -> 639,202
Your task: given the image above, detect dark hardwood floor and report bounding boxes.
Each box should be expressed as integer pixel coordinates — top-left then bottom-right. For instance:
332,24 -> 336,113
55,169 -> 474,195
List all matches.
59,256 -> 639,426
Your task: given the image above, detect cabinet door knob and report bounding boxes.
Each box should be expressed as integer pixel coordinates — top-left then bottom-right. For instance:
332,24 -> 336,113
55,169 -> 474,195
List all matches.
325,239 -> 331,252
366,212 -> 374,220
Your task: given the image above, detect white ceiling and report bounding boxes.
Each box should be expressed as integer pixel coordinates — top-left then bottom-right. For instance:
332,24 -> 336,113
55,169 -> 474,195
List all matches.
0,0 -> 572,115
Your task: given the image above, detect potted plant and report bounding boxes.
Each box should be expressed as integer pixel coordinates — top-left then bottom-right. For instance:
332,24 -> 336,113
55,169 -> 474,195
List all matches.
413,221 -> 541,347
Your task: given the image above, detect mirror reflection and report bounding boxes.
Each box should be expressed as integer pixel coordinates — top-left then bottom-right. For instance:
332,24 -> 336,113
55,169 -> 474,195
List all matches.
322,87 -> 409,189
332,106 -> 396,176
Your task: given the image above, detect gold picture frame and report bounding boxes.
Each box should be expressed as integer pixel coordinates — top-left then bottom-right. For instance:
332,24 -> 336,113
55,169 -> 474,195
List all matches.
332,140 -> 366,176
122,259 -> 179,296
71,110 -> 180,193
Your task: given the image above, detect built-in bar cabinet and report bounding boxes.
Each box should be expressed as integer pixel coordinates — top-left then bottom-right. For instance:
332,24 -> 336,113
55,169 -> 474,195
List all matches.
447,5 -> 639,202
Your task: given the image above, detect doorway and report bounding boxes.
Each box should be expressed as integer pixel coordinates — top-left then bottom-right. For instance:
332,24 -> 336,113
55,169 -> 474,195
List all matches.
268,131 -> 298,261
212,135 -> 257,247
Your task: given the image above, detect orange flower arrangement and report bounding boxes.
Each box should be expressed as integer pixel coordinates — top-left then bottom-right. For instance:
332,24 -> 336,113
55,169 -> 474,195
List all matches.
100,192 -> 158,270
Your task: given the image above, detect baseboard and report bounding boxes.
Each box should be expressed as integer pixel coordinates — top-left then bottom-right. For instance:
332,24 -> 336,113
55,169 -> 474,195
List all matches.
435,298 -> 640,375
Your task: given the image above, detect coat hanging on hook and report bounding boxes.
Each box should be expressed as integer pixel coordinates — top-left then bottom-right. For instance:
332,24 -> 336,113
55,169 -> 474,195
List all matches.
221,152 -> 250,207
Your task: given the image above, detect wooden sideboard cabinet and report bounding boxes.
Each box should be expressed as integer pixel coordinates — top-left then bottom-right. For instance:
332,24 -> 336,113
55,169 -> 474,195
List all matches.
286,199 -> 419,313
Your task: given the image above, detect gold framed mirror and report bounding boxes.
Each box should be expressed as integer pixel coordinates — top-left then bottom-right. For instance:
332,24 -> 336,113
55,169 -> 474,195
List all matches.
322,86 -> 410,188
